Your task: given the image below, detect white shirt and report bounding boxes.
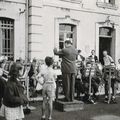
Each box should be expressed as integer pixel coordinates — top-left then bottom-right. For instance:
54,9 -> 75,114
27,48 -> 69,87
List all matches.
103,55 -> 114,66
41,66 -> 56,89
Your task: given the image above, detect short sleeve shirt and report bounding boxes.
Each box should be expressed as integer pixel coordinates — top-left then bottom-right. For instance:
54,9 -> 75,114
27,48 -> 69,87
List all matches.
103,55 -> 114,66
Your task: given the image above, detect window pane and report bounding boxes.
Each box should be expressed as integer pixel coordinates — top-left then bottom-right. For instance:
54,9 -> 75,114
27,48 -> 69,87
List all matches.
99,27 -> 112,36
65,25 -> 72,32
109,0 -> 115,4
59,25 -> 65,31
105,0 -> 115,4
59,32 -> 64,41
66,33 -> 73,38
0,18 -> 14,59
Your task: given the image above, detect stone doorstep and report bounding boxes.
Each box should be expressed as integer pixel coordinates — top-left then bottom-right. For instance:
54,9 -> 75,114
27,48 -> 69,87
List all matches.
55,100 -> 84,112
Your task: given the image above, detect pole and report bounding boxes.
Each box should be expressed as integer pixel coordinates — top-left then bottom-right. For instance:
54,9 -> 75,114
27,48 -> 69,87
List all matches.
25,0 -> 29,60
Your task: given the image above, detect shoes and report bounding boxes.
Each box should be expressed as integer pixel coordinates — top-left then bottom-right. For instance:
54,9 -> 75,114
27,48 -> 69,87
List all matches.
104,96 -> 108,103
88,99 -> 96,104
111,98 -> 117,104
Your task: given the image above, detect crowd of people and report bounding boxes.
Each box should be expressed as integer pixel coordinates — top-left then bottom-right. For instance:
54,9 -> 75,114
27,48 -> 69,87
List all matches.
0,40 -> 120,120
54,40 -> 120,104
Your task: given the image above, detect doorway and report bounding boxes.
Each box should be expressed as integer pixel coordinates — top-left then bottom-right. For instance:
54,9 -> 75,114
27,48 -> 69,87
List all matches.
99,27 -> 115,64
99,37 -> 112,64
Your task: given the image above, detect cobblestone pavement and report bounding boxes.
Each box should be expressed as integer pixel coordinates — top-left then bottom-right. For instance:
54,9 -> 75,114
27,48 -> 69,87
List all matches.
1,96 -> 120,120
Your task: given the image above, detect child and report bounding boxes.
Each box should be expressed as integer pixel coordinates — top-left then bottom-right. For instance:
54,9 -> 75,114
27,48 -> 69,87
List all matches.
1,63 -> 28,120
39,57 -> 56,120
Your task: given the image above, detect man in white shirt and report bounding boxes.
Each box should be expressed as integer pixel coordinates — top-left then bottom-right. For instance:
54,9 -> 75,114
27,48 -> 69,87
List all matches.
103,51 -> 114,66
103,50 -> 117,103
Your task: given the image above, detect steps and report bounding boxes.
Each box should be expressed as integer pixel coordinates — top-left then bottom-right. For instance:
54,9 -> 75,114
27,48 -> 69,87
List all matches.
55,100 -> 84,112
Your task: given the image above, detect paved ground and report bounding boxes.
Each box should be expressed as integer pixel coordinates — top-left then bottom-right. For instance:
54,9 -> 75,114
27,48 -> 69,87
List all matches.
1,96 -> 120,120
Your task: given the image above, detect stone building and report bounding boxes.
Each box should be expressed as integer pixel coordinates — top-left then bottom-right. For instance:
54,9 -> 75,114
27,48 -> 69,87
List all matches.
0,0 -> 26,60
0,0 -> 120,63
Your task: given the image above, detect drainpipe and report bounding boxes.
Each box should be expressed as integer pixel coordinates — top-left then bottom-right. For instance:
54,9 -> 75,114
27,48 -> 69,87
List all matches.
25,0 -> 29,61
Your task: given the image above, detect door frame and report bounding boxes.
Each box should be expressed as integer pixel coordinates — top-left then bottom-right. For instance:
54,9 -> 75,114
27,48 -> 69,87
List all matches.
95,22 -> 116,61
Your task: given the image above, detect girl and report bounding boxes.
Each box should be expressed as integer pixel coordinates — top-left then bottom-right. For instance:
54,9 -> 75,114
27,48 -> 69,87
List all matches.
1,63 -> 28,120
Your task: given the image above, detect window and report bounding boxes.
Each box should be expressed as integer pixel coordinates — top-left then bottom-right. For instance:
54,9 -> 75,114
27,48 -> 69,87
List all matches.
98,0 -> 115,5
97,0 -> 118,10
59,24 -> 76,49
0,18 -> 14,59
99,27 -> 113,37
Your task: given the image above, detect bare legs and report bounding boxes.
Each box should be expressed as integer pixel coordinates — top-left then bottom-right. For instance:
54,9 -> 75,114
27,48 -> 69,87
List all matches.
42,97 -> 53,120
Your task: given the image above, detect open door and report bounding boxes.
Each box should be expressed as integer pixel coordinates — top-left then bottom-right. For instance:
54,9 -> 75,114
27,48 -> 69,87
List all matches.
99,27 -> 115,64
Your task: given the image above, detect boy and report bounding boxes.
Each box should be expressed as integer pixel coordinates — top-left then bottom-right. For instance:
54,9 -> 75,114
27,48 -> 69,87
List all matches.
38,57 -> 56,120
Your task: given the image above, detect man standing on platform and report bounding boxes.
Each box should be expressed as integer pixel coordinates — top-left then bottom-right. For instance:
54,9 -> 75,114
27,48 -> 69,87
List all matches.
54,40 -> 77,102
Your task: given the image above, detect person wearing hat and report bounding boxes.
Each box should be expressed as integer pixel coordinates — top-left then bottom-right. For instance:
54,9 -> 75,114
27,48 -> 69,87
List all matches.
54,40 -> 78,102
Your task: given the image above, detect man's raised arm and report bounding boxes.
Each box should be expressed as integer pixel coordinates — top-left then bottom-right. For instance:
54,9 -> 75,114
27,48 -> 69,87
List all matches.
53,48 -> 64,56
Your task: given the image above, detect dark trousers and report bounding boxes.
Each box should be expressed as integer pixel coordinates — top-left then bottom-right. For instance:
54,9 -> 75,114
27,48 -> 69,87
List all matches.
105,79 -> 116,96
62,73 -> 75,101
75,79 -> 85,97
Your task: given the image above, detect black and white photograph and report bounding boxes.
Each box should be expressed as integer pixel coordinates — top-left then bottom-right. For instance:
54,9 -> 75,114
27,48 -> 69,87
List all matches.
0,0 -> 120,120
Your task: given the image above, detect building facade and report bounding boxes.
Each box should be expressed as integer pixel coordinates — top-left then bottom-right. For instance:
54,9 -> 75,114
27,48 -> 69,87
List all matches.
0,0 -> 26,60
0,0 -> 120,63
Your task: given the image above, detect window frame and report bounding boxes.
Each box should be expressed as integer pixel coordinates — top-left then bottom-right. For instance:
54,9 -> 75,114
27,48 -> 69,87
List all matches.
59,24 -> 77,50
0,17 -> 14,59
96,0 -> 118,10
